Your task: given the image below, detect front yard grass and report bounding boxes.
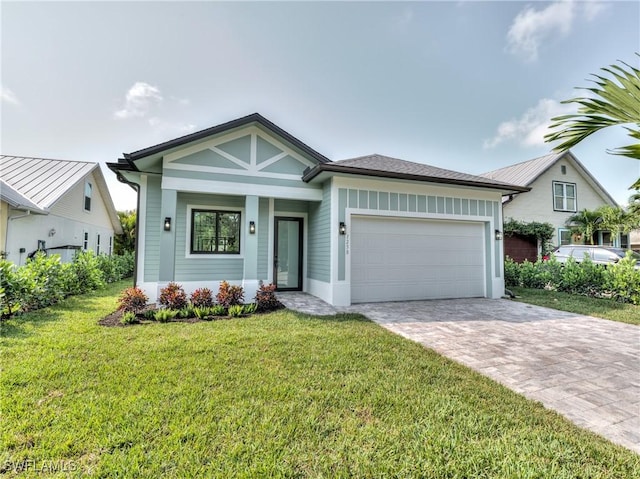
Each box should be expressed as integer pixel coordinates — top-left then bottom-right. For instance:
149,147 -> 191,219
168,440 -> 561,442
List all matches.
511,286 -> 640,325
1,281 -> 638,478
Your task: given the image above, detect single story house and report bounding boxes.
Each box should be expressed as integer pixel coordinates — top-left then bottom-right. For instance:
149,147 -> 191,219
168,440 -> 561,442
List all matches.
0,155 -> 123,265
481,151 -> 620,261
108,113 -> 527,306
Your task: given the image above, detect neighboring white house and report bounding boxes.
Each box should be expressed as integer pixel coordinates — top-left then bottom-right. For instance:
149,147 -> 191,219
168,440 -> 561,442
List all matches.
481,151 -> 621,249
0,155 -> 123,265
108,113 -> 527,306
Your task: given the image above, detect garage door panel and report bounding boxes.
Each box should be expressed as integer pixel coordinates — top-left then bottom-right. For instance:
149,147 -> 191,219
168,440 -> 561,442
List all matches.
351,216 -> 485,303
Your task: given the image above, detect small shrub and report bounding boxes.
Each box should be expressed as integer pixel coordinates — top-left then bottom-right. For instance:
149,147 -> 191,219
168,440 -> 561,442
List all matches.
72,250 -> 105,293
216,281 -> 244,307
503,257 -> 520,288
193,307 -> 211,320
159,282 -> 188,310
120,311 -> 138,325
211,304 -> 226,316
190,288 -> 214,308
254,281 -> 281,312
243,303 -> 257,315
177,306 -> 194,319
228,304 -> 245,317
605,252 -> 640,304
118,287 -> 149,314
143,308 -> 157,321
155,309 -> 178,323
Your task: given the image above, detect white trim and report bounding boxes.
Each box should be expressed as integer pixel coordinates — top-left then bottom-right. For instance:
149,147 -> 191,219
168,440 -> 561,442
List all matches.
308,278 -> 332,305
256,151 -> 288,170
162,176 -> 323,201
164,162 -> 304,182
330,178 -> 339,284
267,198 -> 275,283
136,175 -> 147,285
185,204 -> 245,259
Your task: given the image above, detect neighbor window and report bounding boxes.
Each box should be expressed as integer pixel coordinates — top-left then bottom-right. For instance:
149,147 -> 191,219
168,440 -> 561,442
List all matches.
96,234 -> 101,255
553,181 -> 576,212
83,232 -> 89,250
190,209 -> 241,254
84,181 -> 92,212
558,228 -> 572,246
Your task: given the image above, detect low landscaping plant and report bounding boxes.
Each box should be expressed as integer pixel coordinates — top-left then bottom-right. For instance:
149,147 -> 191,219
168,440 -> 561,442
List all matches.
120,311 -> 138,325
154,308 -> 178,323
505,251 -> 640,304
243,303 -> 257,315
254,280 -> 281,312
159,282 -> 188,310
117,286 -> 149,314
190,287 -> 214,308
216,280 -> 244,307
228,304 -> 245,317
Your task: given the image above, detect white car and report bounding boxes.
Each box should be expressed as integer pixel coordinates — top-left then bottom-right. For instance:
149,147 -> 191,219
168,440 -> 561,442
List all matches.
551,245 -> 640,269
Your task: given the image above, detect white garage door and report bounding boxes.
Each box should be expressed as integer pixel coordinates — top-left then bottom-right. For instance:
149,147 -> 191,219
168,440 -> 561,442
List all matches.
351,216 -> 485,303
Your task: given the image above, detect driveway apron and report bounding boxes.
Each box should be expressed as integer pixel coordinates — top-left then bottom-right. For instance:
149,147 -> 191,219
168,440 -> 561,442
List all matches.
278,293 -> 640,454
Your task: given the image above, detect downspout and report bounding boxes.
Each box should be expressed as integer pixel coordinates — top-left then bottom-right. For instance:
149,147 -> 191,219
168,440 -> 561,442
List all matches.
115,173 -> 141,287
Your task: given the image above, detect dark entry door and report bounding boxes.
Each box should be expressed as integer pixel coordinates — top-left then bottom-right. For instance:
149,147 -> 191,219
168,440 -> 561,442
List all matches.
274,217 -> 303,291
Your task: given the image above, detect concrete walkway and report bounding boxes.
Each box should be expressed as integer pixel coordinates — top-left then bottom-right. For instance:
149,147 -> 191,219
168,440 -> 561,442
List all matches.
277,292 -> 640,453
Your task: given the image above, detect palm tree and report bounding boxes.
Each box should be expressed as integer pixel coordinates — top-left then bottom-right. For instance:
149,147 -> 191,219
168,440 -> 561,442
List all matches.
545,55 -> 640,189
565,209 -> 603,245
629,191 -> 640,216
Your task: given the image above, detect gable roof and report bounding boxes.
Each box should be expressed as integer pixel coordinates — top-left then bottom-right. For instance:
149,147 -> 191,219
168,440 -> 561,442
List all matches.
111,113 -> 330,172
0,155 -> 123,233
480,150 -> 617,205
303,154 -> 530,194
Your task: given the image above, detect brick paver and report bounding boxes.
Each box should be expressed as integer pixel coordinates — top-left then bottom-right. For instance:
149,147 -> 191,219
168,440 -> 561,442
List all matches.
278,293 -> 640,453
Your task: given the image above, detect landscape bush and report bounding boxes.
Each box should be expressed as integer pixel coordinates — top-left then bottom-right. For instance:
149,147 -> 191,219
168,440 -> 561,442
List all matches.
505,251 -> 640,304
216,281 -> 244,307
118,286 -> 149,314
190,287 -> 214,308
159,282 -> 188,310
0,252 -> 135,318
254,281 -> 282,312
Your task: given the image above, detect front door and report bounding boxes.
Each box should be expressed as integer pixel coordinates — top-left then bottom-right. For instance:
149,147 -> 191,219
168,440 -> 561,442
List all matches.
274,217 -> 303,291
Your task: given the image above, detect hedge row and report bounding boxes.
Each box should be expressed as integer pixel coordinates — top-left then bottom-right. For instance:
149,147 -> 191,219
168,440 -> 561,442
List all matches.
505,252 -> 640,305
0,251 -> 134,317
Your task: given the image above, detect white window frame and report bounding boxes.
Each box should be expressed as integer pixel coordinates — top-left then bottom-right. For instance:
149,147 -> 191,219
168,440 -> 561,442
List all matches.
553,181 -> 577,212
96,233 -> 101,255
83,231 -> 89,251
558,228 -> 572,246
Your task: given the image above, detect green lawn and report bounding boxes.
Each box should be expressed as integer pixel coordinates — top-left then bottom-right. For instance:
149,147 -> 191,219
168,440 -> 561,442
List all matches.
1,282 -> 638,478
511,287 -> 640,325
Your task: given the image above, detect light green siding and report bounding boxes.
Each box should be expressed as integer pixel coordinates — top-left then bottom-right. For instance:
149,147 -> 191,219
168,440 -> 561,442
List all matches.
308,182 -> 331,283
216,135 -> 251,163
143,176 -> 162,282
274,199 -> 309,213
260,155 -> 308,175
172,149 -> 244,169
257,198 -> 270,279
256,136 -> 283,164
174,192 -> 244,281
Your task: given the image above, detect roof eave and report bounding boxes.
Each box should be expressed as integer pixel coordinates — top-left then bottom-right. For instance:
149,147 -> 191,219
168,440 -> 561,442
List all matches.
303,164 -> 530,194
124,113 -> 331,165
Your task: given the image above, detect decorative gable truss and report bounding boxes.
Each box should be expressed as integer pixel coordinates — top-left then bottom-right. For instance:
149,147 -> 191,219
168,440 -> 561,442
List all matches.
164,127 -> 317,181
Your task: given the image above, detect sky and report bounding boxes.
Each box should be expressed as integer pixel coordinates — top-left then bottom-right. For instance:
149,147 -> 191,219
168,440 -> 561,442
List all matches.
2,1 -> 639,211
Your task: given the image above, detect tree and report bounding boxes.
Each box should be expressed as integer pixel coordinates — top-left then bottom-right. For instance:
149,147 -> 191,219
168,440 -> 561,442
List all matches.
565,209 -> 603,245
545,55 -> 640,189
629,191 -> 640,216
114,210 -> 136,255
596,205 -> 640,239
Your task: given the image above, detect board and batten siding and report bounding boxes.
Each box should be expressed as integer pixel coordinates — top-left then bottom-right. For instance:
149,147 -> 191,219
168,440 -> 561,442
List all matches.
307,181 -> 332,283
173,192 -> 244,282
143,176 -> 162,282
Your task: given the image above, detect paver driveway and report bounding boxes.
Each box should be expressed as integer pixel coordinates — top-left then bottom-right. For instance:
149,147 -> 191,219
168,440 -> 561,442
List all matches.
278,293 -> 640,453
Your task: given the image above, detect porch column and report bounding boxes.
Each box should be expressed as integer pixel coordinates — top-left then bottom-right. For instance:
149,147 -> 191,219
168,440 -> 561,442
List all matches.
158,188 -> 177,282
243,195 -> 260,298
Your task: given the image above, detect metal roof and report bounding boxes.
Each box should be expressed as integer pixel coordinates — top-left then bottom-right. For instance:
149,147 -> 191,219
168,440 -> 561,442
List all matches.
0,178 -> 47,213
480,152 -> 565,187
1,155 -> 96,209
0,155 -> 123,233
303,154 -> 530,193
480,150 -> 617,206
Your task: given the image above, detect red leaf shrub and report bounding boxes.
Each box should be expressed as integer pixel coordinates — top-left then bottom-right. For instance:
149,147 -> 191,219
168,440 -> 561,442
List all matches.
216,281 -> 244,307
118,286 -> 148,313
190,287 -> 214,308
159,282 -> 188,310
254,281 -> 281,312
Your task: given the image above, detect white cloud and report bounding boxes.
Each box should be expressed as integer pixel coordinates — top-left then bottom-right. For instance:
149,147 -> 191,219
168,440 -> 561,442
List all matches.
583,0 -> 608,21
148,117 -> 196,135
483,98 -> 575,149
114,82 -> 163,119
1,86 -> 20,105
506,1 -> 575,62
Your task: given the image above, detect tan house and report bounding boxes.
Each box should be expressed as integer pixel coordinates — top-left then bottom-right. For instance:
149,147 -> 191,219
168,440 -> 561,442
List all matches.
0,155 -> 123,265
481,151 -> 620,259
